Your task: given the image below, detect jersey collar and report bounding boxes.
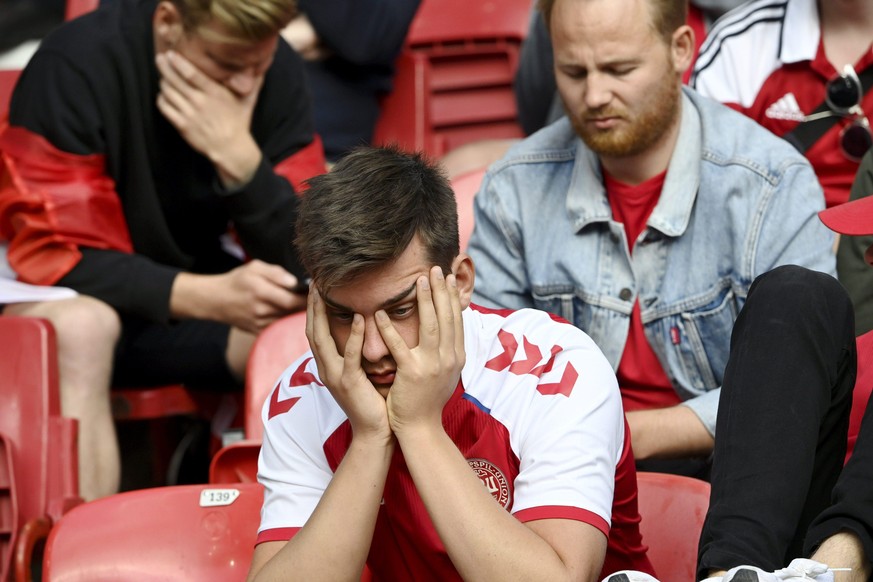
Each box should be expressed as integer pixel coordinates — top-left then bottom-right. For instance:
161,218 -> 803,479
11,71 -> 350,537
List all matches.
780,0 -> 820,65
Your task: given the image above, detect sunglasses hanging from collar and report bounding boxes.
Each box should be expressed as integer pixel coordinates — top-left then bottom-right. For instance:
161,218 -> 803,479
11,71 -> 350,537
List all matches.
785,63 -> 873,162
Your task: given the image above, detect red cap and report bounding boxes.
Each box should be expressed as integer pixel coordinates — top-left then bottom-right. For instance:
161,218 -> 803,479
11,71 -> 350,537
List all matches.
818,195 -> 873,236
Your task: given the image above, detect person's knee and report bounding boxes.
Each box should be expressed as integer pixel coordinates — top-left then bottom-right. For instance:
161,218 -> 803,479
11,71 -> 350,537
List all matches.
751,265 -> 854,337
753,265 -> 848,307
48,296 -> 121,354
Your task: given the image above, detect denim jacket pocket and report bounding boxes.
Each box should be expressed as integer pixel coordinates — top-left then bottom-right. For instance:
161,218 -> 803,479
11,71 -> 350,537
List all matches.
531,286 -> 583,327
532,285 -> 628,367
669,288 -> 738,394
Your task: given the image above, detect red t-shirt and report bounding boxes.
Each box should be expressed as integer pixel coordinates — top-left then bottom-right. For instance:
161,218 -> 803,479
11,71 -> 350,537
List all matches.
605,171 -> 681,412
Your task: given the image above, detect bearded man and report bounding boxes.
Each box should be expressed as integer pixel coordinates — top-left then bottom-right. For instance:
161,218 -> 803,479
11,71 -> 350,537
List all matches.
467,0 -> 835,476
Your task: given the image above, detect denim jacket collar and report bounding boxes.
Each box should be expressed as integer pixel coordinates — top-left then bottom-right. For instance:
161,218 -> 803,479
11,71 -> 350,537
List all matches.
566,89 -> 701,238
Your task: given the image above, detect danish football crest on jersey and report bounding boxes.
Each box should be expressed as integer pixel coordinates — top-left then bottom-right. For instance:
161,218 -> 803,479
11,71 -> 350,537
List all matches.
468,458 -> 511,509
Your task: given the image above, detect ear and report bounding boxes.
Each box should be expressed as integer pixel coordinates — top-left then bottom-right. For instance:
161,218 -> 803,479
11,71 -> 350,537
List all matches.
451,253 -> 475,310
671,24 -> 695,76
153,1 -> 184,51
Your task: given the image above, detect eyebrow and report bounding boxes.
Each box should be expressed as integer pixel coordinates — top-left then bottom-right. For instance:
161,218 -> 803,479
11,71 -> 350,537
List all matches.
208,52 -> 245,70
557,56 -> 640,68
600,58 -> 639,68
323,281 -> 419,313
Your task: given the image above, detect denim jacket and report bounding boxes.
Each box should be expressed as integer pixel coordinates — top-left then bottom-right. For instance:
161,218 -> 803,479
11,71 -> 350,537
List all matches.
468,88 -> 836,436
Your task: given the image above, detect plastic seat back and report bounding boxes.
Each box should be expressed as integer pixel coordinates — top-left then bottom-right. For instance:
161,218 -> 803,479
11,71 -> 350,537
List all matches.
244,312 -> 310,441
373,0 -> 530,157
0,433 -> 17,581
64,0 -> 99,20
209,440 -> 261,484
450,166 -> 486,251
636,471 -> 710,582
0,317 -> 80,580
848,330 -> 873,462
210,313 -> 310,484
44,483 -> 264,581
0,69 -> 22,119
405,0 -> 529,48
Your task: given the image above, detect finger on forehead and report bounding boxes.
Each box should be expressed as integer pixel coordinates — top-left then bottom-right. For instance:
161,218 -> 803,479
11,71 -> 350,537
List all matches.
308,289 -> 333,352
310,288 -> 332,346
305,288 -> 319,353
430,267 -> 455,354
416,272 -> 440,351
308,288 -> 342,377
447,274 -> 464,353
305,289 -> 325,372
342,314 -> 365,370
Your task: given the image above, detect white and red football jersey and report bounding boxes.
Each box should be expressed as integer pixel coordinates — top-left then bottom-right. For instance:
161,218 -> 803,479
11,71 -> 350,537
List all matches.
692,0 -> 873,207
257,304 -> 652,579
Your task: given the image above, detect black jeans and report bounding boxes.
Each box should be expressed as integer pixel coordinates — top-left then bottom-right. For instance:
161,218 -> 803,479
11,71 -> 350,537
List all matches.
697,265 -> 857,577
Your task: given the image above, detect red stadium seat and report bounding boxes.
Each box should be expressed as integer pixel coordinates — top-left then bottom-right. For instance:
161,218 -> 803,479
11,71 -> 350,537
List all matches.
244,311 -> 311,441
405,0 -> 530,47
43,483 -> 264,581
64,0 -> 99,21
0,69 -> 22,119
0,317 -> 81,582
450,166 -> 486,251
110,385 -> 223,421
209,440 -> 260,484
847,330 -> 873,462
636,471 -> 710,582
210,313 -> 310,484
373,0 -> 530,157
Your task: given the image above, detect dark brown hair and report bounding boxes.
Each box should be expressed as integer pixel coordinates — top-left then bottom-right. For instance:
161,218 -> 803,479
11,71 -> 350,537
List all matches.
295,145 -> 459,291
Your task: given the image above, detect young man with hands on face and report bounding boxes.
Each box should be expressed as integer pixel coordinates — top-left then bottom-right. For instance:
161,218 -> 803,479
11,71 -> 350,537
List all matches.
0,0 -> 324,500
247,146 -> 657,582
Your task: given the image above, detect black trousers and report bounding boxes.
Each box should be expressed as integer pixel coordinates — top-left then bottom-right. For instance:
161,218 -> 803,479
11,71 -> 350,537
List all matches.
697,265 -> 858,577
112,315 -> 241,393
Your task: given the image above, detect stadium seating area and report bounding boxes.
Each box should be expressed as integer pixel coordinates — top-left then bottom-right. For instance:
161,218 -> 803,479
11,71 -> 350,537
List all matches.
0,3 -> 518,575
3,0 -> 872,580
372,0 -> 530,157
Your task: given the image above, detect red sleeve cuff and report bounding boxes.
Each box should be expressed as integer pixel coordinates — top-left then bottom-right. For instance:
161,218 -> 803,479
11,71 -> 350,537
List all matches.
0,123 -> 132,285
256,526 -> 301,545
273,134 -> 326,193
513,505 -> 610,537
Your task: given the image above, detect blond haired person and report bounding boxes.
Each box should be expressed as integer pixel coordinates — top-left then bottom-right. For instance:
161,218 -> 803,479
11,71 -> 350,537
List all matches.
0,0 -> 326,500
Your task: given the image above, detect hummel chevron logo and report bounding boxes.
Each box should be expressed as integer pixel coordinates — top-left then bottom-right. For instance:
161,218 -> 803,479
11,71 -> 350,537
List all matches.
268,384 -> 299,420
538,364 -> 579,397
268,357 -> 323,419
485,330 -> 578,396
